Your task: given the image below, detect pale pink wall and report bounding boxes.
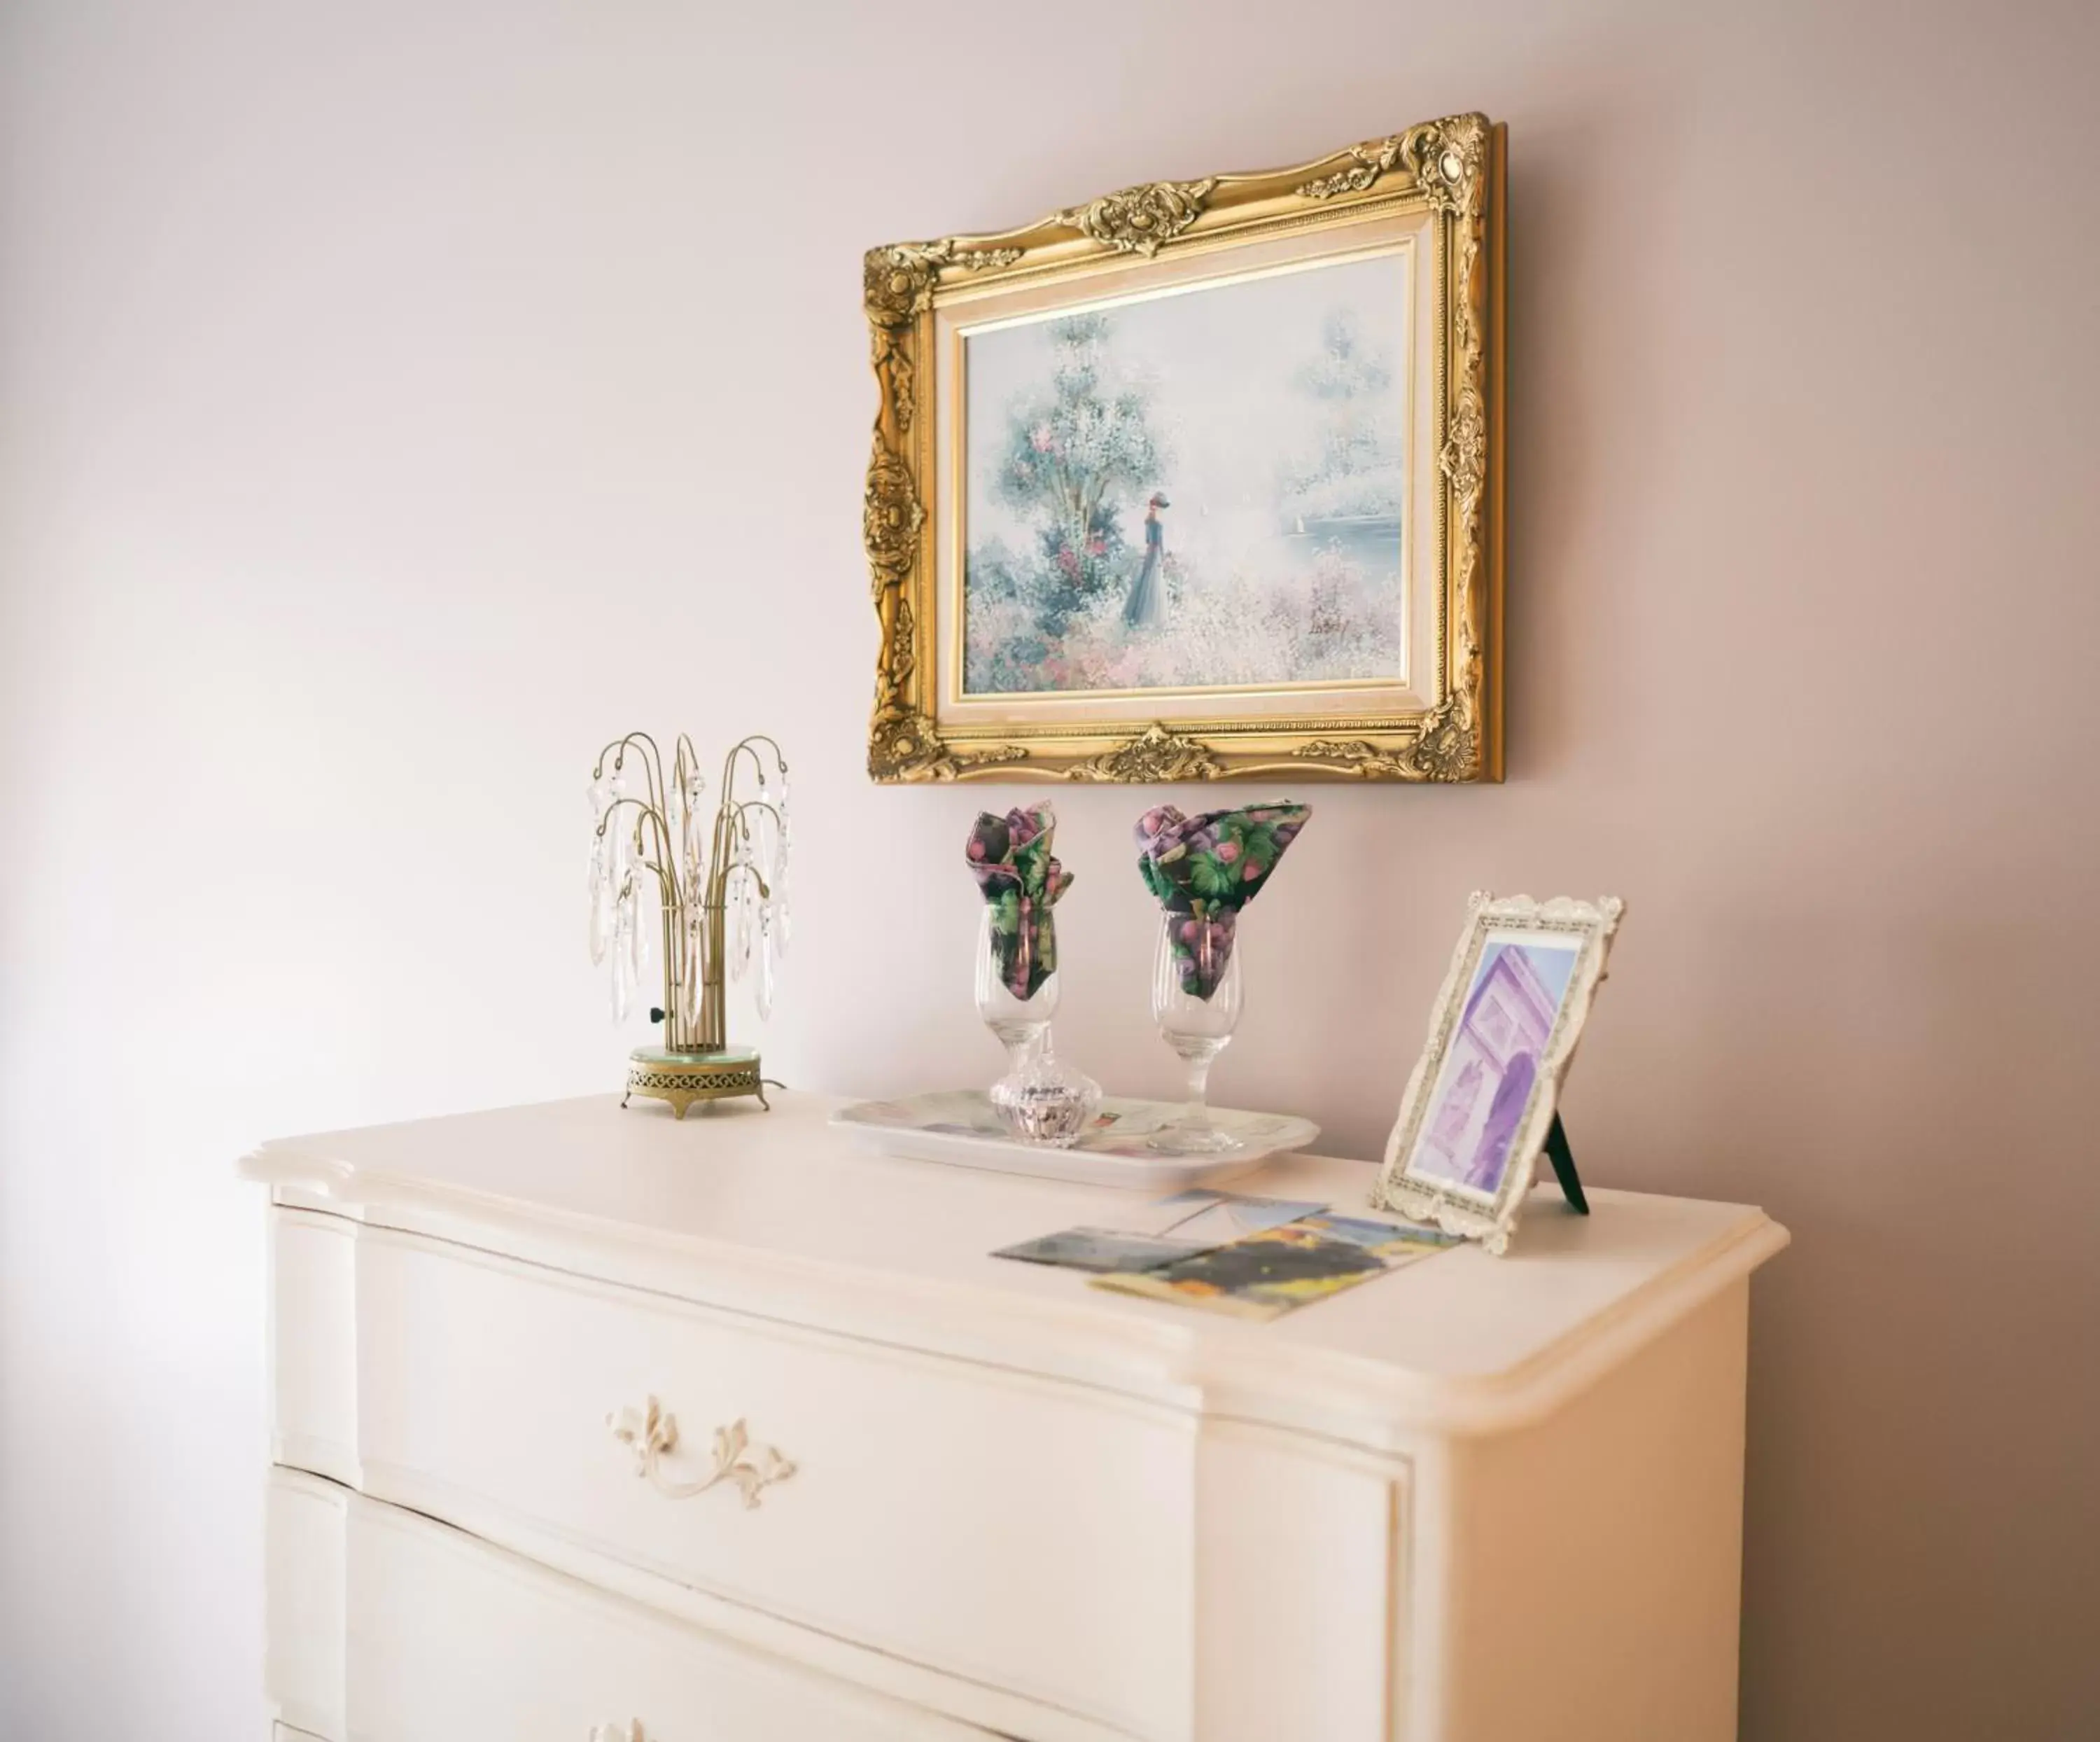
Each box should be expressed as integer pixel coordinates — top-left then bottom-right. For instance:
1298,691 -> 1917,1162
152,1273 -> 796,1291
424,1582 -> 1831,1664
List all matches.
2,0 -> 2095,1735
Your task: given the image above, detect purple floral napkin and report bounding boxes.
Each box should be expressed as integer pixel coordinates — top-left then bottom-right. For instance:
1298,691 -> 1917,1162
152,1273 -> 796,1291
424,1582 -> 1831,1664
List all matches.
1135,802 -> 1311,999
966,804 -> 1073,1001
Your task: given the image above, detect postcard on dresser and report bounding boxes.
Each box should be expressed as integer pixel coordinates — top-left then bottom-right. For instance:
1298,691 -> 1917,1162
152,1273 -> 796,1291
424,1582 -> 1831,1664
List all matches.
1091,1211 -> 1460,1318
992,1187 -> 1326,1274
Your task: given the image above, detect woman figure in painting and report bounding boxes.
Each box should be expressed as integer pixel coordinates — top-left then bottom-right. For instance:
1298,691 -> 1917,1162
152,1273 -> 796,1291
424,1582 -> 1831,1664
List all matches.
1122,492 -> 1170,629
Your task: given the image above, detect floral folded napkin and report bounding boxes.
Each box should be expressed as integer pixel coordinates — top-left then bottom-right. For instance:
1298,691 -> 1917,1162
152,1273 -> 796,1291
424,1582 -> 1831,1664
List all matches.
1135,802 -> 1310,998
967,804 -> 1073,1001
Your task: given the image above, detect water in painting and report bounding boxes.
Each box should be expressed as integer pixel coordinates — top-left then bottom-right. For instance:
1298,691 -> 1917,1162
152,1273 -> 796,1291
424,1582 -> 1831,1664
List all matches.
961,251 -> 1410,696
1410,938 -> 1580,1198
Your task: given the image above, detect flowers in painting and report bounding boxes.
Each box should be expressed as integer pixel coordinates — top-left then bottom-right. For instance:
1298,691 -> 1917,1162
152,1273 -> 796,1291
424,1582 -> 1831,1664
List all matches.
966,804 -> 1073,1001
1134,802 -> 1311,998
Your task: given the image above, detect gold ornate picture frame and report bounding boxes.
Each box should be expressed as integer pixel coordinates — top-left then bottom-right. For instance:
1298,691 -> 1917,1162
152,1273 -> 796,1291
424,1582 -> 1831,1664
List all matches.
863,113 -> 1504,784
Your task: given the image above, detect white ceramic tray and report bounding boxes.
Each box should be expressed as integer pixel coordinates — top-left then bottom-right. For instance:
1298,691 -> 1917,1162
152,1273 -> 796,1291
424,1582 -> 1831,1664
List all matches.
831,1091 -> 1320,1190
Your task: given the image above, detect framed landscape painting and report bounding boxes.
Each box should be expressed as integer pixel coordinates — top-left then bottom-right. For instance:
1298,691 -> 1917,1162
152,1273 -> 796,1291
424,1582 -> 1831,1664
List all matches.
863,114 -> 1504,783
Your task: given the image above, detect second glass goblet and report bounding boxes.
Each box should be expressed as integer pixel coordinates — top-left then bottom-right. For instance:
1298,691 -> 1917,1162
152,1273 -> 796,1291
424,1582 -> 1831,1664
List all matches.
974,905 -> 1058,1078
1147,912 -> 1245,1154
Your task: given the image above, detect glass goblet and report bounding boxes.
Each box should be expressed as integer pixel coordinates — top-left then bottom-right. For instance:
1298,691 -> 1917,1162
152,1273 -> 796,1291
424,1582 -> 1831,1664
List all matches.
974,905 -> 1058,1080
1147,912 -> 1244,1154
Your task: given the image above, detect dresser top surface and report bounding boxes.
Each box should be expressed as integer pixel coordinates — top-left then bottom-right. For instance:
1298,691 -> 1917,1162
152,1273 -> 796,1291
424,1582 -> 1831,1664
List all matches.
248,1091 -> 1786,1436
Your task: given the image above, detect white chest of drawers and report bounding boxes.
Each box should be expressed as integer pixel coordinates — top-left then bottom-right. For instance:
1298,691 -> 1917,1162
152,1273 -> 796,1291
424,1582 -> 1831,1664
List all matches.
247,1092 -> 1786,1742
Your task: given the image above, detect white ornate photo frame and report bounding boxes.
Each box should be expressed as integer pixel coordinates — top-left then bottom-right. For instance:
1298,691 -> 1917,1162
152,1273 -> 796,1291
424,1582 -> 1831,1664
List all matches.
1372,893 -> 1624,1253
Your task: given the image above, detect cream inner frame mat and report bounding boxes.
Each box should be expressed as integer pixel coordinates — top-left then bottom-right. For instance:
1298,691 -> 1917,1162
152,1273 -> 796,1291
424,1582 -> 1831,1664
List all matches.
932,207 -> 1438,732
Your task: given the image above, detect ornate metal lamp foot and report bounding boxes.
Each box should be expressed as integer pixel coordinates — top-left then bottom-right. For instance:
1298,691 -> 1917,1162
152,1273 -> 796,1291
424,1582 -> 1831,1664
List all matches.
623,1046 -> 767,1118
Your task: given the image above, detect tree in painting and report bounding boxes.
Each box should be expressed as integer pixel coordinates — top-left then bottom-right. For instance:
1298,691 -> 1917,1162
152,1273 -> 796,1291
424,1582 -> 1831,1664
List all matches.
968,316 -> 1170,684
969,316 -> 1166,669
995,314 -> 1164,575
1280,310 -> 1404,526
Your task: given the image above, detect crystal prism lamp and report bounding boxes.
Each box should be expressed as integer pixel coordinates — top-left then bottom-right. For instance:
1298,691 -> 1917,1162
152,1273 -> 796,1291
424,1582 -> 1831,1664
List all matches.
589,731 -> 790,1116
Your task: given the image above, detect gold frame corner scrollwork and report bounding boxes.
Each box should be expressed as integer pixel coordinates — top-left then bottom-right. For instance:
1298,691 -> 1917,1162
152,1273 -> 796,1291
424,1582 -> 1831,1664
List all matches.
863,114 -> 1506,785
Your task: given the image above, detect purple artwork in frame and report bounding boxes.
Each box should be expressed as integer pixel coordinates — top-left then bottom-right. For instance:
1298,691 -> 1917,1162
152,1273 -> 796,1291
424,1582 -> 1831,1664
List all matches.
1410,940 -> 1579,1197
1374,893 -> 1623,1255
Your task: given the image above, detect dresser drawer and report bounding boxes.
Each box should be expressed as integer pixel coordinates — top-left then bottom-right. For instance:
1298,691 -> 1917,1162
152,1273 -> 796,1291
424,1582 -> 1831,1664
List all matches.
267,1470 -> 993,1741
288,1218 -> 1197,1740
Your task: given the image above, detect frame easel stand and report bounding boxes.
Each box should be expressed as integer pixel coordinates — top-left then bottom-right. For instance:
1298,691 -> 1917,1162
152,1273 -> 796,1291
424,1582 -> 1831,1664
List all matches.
1544,1113 -> 1589,1215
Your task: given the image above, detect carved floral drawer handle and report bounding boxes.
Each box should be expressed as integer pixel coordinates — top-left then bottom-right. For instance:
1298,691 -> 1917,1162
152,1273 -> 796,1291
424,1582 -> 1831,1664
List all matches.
606,1395 -> 796,1509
